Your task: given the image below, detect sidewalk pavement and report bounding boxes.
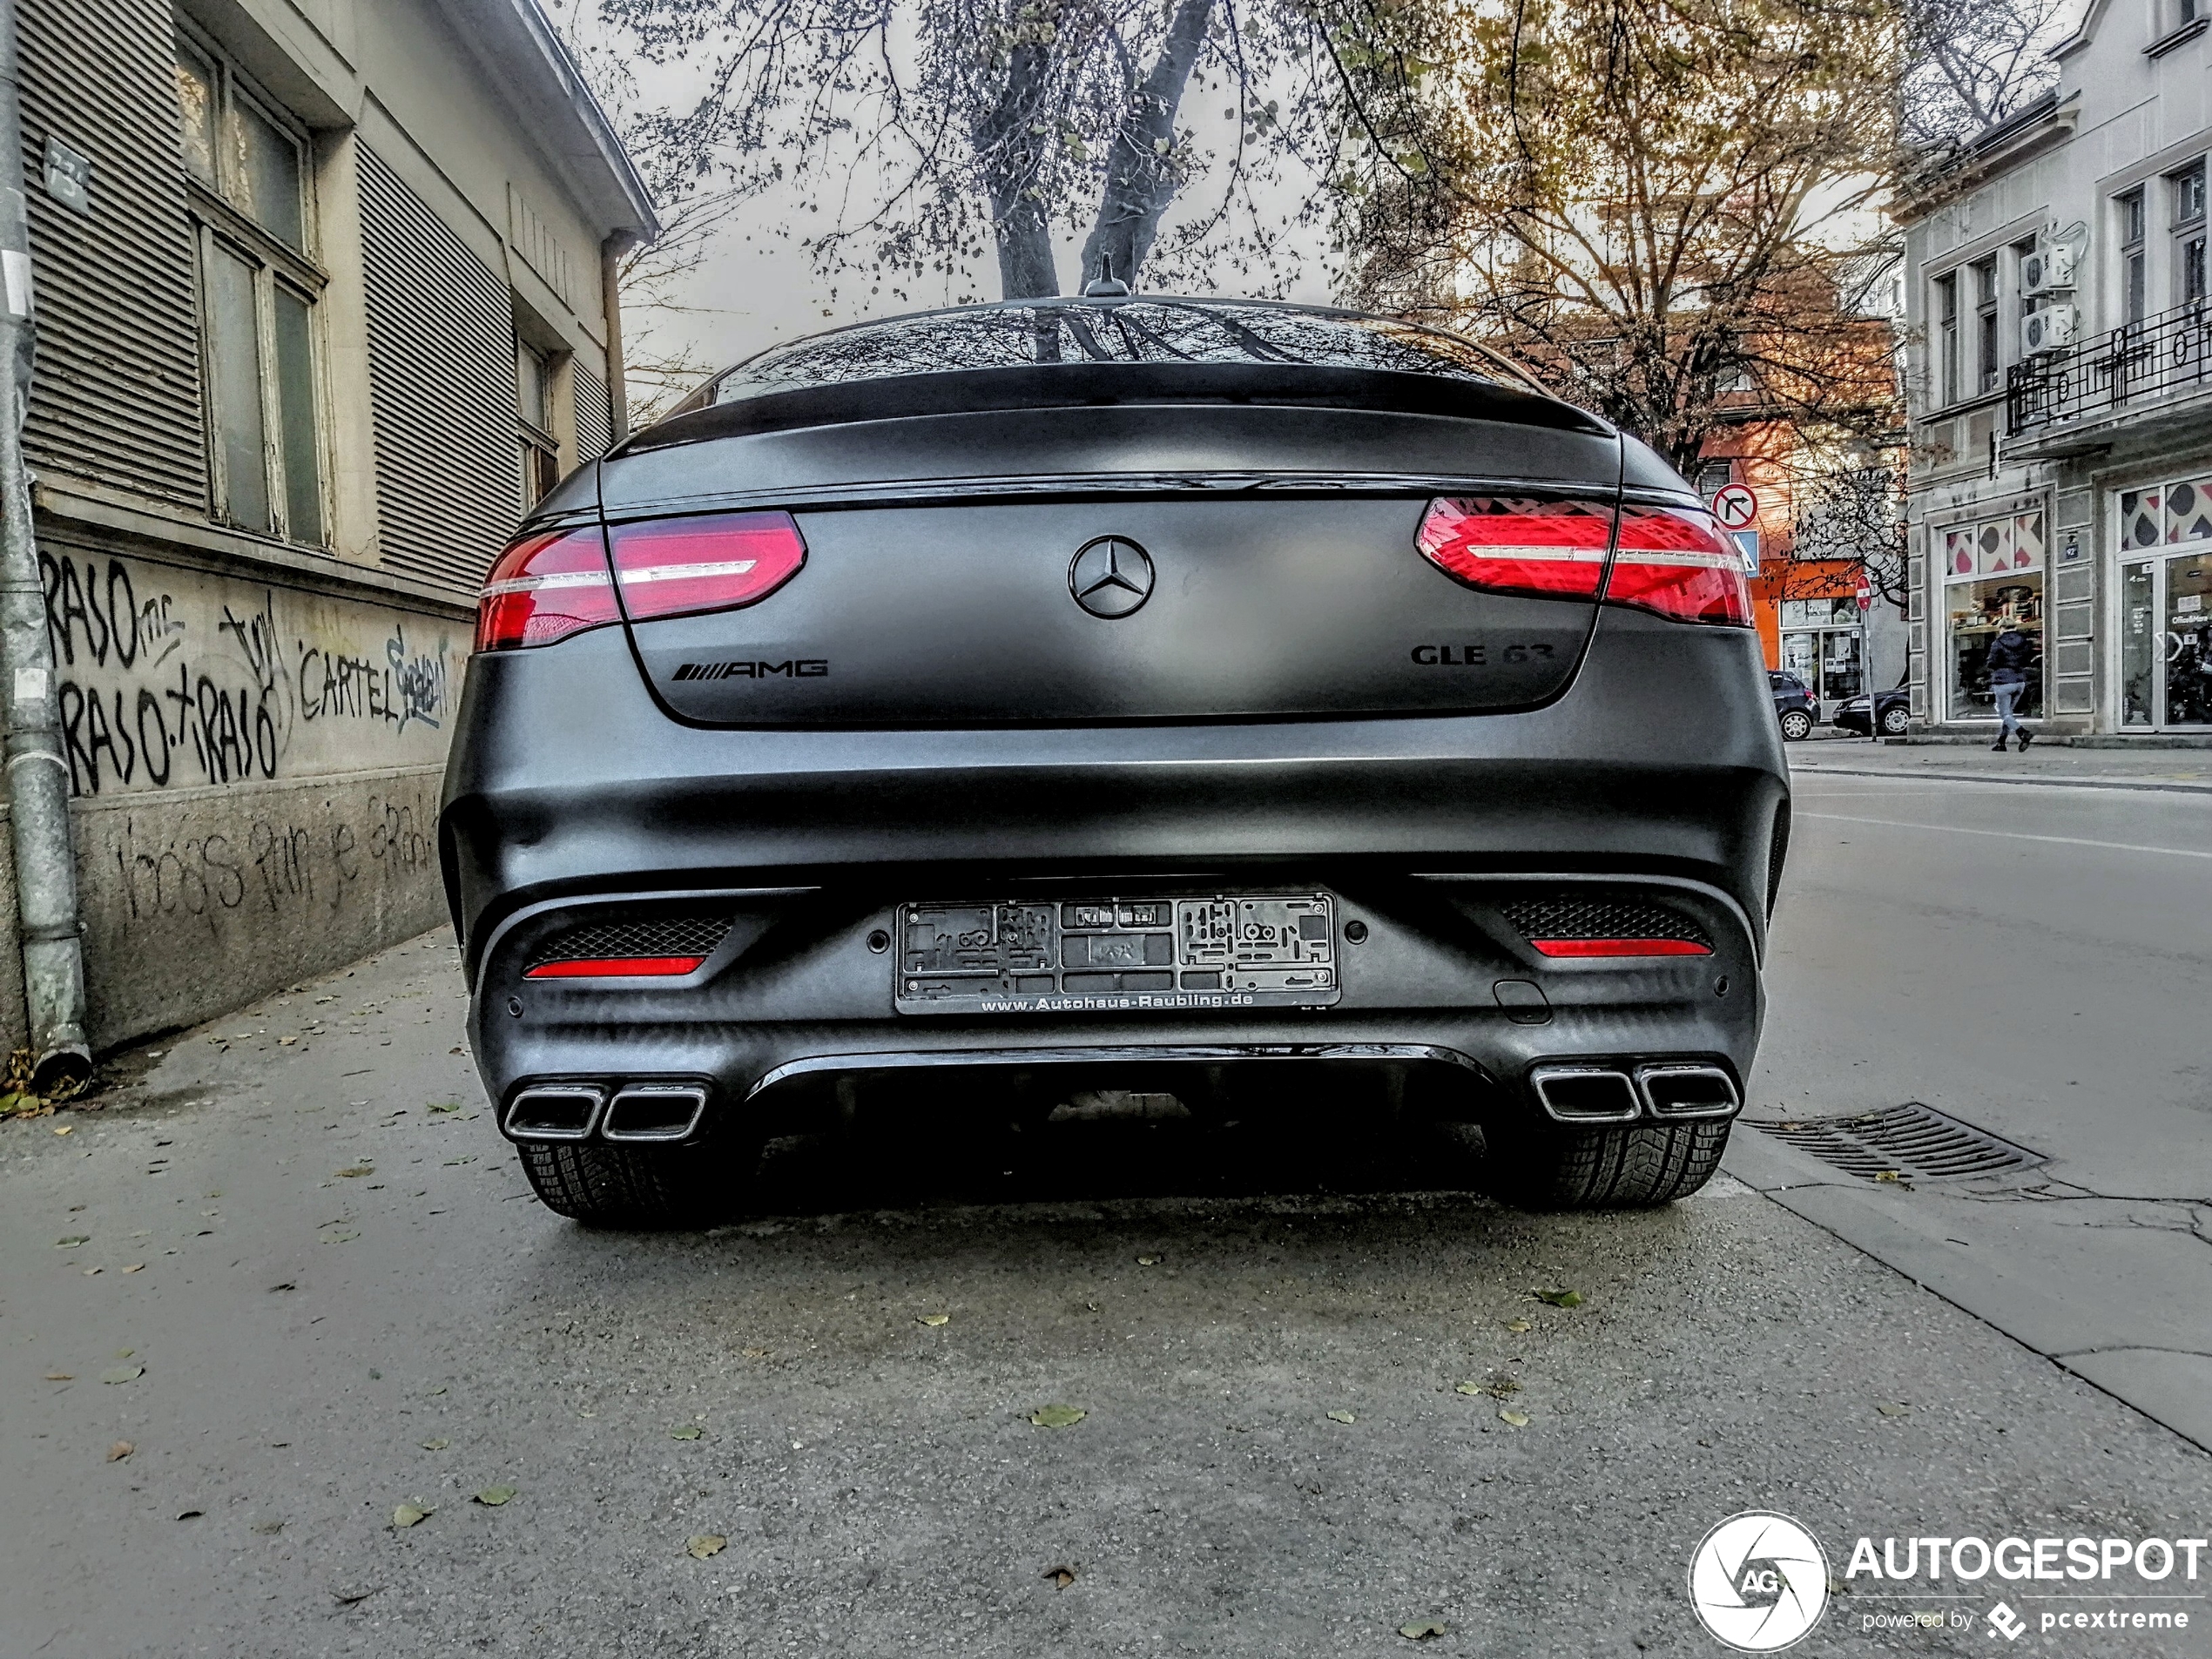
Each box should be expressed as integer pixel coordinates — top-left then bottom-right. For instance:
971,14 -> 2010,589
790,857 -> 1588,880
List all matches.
1790,735 -> 2212,792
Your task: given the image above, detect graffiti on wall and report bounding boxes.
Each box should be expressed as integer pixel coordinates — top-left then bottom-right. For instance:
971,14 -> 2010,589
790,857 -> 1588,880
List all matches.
40,551 -> 466,797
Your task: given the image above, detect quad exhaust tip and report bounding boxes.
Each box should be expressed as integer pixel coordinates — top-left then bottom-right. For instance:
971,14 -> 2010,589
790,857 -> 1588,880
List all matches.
601,1083 -> 711,1143
1529,1062 -> 1740,1124
503,1083 -> 606,1142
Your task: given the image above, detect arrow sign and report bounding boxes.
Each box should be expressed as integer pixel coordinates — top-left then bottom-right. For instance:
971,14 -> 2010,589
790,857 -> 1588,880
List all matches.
1710,482 -> 1759,530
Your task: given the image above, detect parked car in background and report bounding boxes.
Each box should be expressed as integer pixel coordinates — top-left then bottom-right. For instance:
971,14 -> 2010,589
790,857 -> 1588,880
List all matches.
1769,671 -> 1818,740
1834,687 -> 1911,738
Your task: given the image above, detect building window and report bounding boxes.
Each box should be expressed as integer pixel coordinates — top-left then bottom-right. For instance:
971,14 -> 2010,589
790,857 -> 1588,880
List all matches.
2116,478 -> 2212,728
173,32 -> 326,546
1973,256 -> 2000,394
2172,159 -> 2207,307
1939,513 -> 2045,721
516,340 -> 560,508
2120,187 -> 2148,327
1934,272 -> 1959,406
2013,237 -> 2040,329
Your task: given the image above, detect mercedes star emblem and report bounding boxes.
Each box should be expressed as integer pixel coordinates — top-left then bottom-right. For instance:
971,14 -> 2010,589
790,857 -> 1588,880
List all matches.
1069,536 -> 1155,619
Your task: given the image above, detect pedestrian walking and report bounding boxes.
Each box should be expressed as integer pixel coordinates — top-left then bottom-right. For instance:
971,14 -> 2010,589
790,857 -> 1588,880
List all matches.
1984,624 -> 2036,752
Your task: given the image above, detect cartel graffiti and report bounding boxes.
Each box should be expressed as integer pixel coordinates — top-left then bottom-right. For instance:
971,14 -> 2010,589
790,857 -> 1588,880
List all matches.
40,552 -> 466,797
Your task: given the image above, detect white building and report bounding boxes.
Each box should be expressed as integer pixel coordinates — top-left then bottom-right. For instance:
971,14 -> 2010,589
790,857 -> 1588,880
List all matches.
1899,0 -> 2210,738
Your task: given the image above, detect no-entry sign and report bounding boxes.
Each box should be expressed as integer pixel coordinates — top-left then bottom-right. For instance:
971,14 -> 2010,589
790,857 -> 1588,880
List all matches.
1710,482 -> 1759,530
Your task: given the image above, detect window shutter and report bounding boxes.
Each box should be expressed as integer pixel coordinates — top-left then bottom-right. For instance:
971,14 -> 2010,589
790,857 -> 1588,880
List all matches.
356,144 -> 518,594
17,0 -> 207,505
572,363 -> 612,461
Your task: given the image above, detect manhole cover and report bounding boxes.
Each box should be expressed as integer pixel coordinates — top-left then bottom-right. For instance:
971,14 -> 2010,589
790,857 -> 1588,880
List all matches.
1751,1103 -> 2043,1184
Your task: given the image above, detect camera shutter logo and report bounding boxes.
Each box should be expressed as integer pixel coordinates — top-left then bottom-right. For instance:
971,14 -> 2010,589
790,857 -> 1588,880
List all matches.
1688,1512 -> 1831,1652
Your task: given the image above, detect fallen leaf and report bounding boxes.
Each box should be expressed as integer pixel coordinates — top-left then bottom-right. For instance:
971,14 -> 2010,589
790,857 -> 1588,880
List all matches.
83,1266 -> 103,1276
335,1166 -> 374,1178
251,1521 -> 284,1535
43,1372 -> 71,1381
1873,1170 -> 1904,1183
670,1426 -> 703,1440
393,1503 -> 431,1528
107,1440 -> 133,1461
442,1157 -> 475,1166
331,1586 -> 378,1605
474,1485 -> 517,1506
1454,1382 -> 1483,1396
1533,1289 -> 1583,1308
917,1313 -> 950,1327
53,1124 -> 71,1136
54,1235 -> 89,1248
686,1534 -> 727,1560
1498,1409 -> 1530,1427
1136,1256 -> 1158,1265
428,1103 -> 464,1115
1505,1318 -> 1534,1333
122,1263 -> 144,1273
1326,1410 -> 1357,1425
100,1365 -> 144,1385
321,1231 -> 359,1244
1029,1405 -> 1086,1428
1042,1565 -> 1077,1588
176,1508 -> 203,1521
1399,1619 -> 1449,1640
1876,1403 -> 1910,1418
420,1438 -> 450,1451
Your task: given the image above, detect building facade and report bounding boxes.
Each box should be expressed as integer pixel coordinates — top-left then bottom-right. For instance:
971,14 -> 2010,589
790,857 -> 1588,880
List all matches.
9,0 -> 653,1054
1900,0 -> 2210,738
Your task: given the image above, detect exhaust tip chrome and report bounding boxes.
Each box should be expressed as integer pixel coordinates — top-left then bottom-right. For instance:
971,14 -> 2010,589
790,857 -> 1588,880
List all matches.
1529,1065 -> 1642,1124
1636,1063 -> 1740,1120
601,1082 -> 711,1143
503,1084 -> 606,1143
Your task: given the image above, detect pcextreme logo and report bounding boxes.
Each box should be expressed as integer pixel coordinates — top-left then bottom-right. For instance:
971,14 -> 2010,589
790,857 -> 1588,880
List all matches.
1689,1512 -> 1832,1652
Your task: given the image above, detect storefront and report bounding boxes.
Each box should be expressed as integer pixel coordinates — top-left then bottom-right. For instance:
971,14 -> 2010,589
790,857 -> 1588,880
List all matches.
2115,476 -> 2212,731
1777,597 -> 1865,704
1939,509 -> 2046,723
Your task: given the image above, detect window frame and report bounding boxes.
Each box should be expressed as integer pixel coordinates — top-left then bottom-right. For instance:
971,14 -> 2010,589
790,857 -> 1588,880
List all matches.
2170,159 -> 2208,308
175,25 -> 332,547
2120,186 -> 2148,327
516,337 -> 562,510
1973,256 -> 2000,395
1933,271 -> 1960,408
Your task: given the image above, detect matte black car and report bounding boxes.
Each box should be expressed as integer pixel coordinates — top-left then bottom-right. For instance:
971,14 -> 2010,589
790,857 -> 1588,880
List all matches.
440,297 -> 1790,1225
1833,685 -> 1910,738
1769,670 -> 1818,740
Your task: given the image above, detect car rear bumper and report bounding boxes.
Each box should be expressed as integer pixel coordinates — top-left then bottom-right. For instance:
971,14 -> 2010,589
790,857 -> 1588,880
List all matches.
441,605 -> 1788,1140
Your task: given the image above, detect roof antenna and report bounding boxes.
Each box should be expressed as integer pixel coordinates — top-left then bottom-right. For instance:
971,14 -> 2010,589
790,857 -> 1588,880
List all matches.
1082,255 -> 1132,299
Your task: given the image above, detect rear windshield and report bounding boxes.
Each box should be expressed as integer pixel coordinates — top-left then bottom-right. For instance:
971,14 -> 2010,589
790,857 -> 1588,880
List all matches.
708,300 -> 1521,404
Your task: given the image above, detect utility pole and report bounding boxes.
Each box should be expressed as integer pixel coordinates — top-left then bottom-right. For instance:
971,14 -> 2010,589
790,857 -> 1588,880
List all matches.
0,2 -> 91,1093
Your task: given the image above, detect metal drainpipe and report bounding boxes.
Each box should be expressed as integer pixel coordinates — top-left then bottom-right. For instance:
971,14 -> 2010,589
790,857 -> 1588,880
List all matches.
599,231 -> 634,445
0,2 -> 91,1093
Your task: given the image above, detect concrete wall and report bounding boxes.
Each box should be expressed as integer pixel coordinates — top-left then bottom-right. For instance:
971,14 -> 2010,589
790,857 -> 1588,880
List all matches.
36,519 -> 469,1049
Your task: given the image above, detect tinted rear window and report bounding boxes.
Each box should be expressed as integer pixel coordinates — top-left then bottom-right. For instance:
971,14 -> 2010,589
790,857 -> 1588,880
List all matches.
709,301 -> 1521,404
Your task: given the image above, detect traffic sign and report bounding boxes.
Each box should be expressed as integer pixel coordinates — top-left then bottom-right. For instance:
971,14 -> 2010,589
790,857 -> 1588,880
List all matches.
1855,571 -> 1873,612
1710,482 -> 1759,530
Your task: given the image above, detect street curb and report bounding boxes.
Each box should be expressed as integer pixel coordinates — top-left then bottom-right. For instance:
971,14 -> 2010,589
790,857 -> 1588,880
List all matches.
1789,764 -> 2212,796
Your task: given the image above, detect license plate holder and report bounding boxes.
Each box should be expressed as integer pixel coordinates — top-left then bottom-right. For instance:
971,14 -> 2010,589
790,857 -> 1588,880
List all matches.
894,894 -> 1340,1015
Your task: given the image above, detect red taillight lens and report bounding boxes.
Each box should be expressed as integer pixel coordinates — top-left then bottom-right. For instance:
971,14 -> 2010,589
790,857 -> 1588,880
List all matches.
1415,496 -> 1750,627
608,511 -> 807,623
1604,504 -> 1752,626
1529,937 -> 1714,958
1416,496 -> 1611,600
475,528 -> 619,652
523,954 -> 705,979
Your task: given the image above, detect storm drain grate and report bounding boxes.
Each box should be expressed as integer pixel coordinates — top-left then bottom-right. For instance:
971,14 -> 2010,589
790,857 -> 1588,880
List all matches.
1752,1103 -> 2044,1184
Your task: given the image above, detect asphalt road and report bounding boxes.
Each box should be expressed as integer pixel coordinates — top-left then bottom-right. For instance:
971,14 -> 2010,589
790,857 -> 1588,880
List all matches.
3,773 -> 2210,1657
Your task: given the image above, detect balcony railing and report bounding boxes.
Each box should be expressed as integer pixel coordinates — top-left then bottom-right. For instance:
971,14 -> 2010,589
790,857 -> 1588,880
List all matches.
2007,300 -> 2212,435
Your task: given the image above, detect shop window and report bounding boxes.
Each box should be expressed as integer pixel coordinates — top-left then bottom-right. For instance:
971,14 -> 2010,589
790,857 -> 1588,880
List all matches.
1940,511 -> 2045,721
174,30 -> 326,546
2116,476 -> 2212,728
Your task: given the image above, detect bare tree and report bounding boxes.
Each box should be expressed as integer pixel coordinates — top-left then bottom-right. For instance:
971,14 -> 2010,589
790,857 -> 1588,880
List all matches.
596,0 -> 1341,300
1901,0 -> 2071,147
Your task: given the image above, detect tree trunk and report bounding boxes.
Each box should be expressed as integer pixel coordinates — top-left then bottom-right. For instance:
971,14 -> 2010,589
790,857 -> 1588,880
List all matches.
1079,0 -> 1213,292
972,32 -> 1064,300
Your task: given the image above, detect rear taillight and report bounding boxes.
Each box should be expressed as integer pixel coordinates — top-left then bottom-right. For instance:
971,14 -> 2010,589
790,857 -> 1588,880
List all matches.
1416,496 -> 1750,626
1603,504 -> 1752,625
609,511 -> 806,623
475,528 -> 619,652
476,511 -> 808,652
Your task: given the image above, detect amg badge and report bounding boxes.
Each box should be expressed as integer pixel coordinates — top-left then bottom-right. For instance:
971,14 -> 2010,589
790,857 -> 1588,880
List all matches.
671,659 -> 828,680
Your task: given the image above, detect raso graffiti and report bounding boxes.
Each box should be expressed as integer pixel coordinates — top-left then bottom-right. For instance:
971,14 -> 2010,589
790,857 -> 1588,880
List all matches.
40,550 -> 465,796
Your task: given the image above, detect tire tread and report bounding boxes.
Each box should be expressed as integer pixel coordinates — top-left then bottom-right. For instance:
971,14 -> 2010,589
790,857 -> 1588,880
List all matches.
1493,1119 -> 1730,1208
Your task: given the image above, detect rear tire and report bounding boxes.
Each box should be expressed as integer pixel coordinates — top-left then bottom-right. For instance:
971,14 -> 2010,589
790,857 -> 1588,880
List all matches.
517,1140 -> 749,1229
1879,704 -> 1911,736
1778,709 -> 1813,741
1484,1118 -> 1730,1208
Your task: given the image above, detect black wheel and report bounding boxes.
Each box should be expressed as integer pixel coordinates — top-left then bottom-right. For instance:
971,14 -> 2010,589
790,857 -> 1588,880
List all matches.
517,1139 -> 752,1228
1878,703 -> 1910,736
1482,1118 -> 1730,1208
1778,709 -> 1813,741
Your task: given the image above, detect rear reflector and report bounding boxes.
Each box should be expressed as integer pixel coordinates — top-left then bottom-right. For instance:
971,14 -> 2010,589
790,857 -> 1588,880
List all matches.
610,512 -> 806,624
477,512 -> 808,652
1529,938 -> 1713,958
1417,496 -> 1750,626
523,955 -> 707,979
